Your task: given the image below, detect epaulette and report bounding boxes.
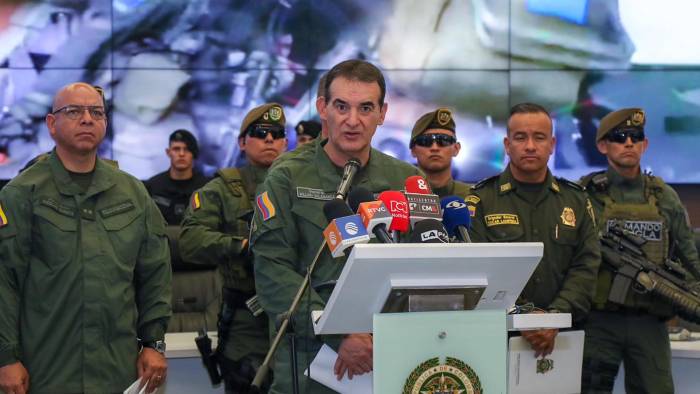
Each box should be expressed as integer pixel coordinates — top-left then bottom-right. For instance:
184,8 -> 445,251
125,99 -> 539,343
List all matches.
472,174 -> 499,190
555,176 -> 585,192
216,168 -> 245,198
579,171 -> 607,192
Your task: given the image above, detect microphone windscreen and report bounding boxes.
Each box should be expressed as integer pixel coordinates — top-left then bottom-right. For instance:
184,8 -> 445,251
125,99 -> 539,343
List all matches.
377,190 -> 410,233
323,199 -> 353,222
347,187 -> 374,213
409,219 -> 450,243
440,196 -> 471,238
405,175 -> 432,194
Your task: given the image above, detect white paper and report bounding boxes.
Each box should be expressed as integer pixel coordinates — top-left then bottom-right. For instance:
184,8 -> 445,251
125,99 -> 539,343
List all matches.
305,344 -> 373,394
123,377 -> 162,394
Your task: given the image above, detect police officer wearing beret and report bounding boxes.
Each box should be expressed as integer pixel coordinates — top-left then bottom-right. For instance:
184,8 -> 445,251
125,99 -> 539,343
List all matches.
251,60 -> 421,393
0,83 -> 171,394
145,129 -> 210,226
409,108 -> 471,198
467,103 -> 600,357
579,108 -> 700,393
295,120 -> 322,147
179,103 -> 288,393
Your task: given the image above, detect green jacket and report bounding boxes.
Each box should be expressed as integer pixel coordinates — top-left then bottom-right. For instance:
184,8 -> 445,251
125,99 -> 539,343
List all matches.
581,168 -> 700,312
251,141 -> 421,392
0,151 -> 171,393
432,178 -> 472,200
178,164 -> 269,362
467,167 -> 601,322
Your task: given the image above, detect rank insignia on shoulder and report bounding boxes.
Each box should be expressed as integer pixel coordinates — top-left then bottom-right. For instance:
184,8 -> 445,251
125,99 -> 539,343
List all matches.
256,191 -> 276,221
0,202 -> 8,227
465,195 -> 480,205
191,192 -> 202,210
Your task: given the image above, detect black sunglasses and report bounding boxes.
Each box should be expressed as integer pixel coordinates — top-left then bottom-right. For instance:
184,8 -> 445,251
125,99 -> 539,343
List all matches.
605,128 -> 645,144
411,133 -> 457,148
247,124 -> 286,140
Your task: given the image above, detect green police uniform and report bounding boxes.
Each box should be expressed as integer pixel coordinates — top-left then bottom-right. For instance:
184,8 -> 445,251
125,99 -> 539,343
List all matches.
466,167 -> 600,321
432,178 -> 472,200
179,165 -> 269,365
580,168 -> 700,393
250,141 -> 421,394
0,151 -> 171,393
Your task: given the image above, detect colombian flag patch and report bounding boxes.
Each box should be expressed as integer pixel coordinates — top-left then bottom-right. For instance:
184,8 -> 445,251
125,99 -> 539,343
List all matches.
256,191 -> 276,221
191,192 -> 201,210
0,202 -> 8,227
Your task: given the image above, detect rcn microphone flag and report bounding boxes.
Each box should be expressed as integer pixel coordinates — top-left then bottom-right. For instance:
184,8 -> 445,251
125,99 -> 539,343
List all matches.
377,190 -> 410,233
323,214 -> 370,257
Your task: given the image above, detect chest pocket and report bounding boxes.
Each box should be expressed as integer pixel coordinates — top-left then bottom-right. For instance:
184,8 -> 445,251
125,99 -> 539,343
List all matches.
32,202 -> 77,267
100,201 -> 143,265
552,225 -> 578,246
292,198 -> 327,231
485,223 -> 524,242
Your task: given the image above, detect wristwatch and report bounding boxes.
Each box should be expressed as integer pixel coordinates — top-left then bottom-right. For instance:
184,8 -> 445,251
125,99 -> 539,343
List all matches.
141,340 -> 166,354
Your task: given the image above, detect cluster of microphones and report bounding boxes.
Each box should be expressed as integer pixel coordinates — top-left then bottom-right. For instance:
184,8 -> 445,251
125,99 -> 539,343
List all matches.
322,161 -> 473,258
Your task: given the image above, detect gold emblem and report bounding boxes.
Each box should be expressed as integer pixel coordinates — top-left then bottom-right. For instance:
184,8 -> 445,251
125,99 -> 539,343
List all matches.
560,207 -> 576,227
551,181 -> 560,193
465,195 -> 480,205
436,108 -> 452,126
537,358 -> 554,374
631,110 -> 645,126
499,182 -> 511,193
403,356 -> 482,394
269,106 -> 282,121
586,198 -> 596,226
485,213 -> 519,226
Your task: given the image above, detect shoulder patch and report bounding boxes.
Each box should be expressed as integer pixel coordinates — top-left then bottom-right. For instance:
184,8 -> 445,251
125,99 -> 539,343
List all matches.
256,191 -> 276,221
473,175 -> 498,190
556,177 -> 585,192
465,195 -> 480,205
0,202 -> 8,227
191,192 -> 202,210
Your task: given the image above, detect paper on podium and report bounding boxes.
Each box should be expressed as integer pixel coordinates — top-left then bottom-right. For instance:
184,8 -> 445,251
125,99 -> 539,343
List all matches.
123,377 -> 163,394
305,344 -> 372,393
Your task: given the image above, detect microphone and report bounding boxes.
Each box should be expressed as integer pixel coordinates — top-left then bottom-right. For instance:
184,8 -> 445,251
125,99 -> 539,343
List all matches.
347,187 -> 394,244
404,175 -> 442,227
409,219 -> 450,243
377,190 -> 410,234
335,158 -> 362,200
322,199 -> 370,257
440,196 -> 472,243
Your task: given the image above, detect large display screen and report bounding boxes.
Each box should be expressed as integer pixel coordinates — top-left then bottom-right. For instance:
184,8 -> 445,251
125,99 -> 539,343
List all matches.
1,0 -> 699,182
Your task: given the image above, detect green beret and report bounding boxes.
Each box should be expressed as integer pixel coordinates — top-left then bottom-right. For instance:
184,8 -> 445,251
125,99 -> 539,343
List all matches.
239,103 -> 286,137
410,108 -> 456,141
596,108 -> 645,142
295,120 -> 321,138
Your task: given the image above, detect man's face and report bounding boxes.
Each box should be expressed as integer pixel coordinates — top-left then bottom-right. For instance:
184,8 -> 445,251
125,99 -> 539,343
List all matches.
504,112 -> 554,175
166,141 -> 194,172
320,77 -> 387,161
296,134 -> 314,146
46,86 -> 107,155
239,127 -> 288,167
596,130 -> 648,170
410,129 -> 460,173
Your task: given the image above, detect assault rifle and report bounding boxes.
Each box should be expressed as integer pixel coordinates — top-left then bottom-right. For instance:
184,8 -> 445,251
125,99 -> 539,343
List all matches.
600,221 -> 700,323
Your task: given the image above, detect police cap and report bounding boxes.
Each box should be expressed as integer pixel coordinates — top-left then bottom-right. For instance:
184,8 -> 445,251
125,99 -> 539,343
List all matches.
239,103 -> 286,137
596,108 -> 646,142
410,108 -> 456,142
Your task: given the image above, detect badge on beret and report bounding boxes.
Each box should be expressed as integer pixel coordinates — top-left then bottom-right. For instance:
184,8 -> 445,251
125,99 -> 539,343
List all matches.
296,124 -> 304,134
437,108 -> 452,126
561,207 -> 576,227
269,106 -> 282,122
0,202 -> 8,227
631,110 -> 644,126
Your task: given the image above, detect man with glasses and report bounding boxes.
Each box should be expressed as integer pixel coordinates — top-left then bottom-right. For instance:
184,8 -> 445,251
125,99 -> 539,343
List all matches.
579,108 -> 700,393
0,83 -> 171,394
467,102 -> 600,359
409,108 -> 471,198
179,103 -> 288,393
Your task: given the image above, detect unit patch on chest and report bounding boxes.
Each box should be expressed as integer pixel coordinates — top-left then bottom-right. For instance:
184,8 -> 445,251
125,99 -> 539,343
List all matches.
607,219 -> 663,241
485,213 -> 519,226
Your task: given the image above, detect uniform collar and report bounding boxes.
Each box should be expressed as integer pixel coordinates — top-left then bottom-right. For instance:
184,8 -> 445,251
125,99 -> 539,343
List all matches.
498,166 -> 559,195
431,178 -> 454,198
315,140 -> 393,192
606,166 -> 644,190
49,150 -> 116,198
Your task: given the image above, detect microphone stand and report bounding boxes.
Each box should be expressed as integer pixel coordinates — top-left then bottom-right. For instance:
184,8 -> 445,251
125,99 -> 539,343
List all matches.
250,240 -> 327,393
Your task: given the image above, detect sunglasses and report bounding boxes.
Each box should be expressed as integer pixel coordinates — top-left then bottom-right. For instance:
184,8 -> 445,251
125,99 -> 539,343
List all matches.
247,124 -> 286,140
411,133 -> 457,148
605,128 -> 645,144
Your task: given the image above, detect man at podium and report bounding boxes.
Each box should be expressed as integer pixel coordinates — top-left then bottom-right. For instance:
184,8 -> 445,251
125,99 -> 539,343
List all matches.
467,102 -> 600,357
250,59 -> 421,393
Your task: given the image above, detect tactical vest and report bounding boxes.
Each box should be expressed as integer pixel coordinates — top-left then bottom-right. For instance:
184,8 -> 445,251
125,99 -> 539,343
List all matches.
216,168 -> 255,293
585,172 -> 672,316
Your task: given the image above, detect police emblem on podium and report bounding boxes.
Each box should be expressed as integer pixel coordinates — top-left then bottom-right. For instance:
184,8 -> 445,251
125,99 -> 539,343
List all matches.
403,356 -> 482,394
